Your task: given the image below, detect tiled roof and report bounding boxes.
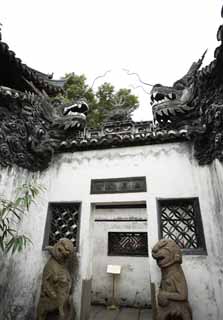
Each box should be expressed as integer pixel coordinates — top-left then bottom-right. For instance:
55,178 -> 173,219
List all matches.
58,121 -> 191,152
0,39 -> 64,96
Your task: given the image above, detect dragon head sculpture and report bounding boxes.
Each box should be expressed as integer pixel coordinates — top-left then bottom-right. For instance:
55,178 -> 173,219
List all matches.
54,98 -> 89,130
0,36 -> 90,171
0,86 -> 89,171
150,52 -> 206,127
150,6 -> 223,165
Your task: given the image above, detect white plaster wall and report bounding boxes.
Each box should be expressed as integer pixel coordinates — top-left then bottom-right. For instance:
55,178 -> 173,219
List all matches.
91,207 -> 150,307
0,142 -> 222,319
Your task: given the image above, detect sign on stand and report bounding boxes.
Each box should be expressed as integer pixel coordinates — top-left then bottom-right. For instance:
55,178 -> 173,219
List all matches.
107,265 -> 122,310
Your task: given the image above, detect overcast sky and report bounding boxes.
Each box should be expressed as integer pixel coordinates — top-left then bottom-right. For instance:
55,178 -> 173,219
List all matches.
1,0 -> 222,120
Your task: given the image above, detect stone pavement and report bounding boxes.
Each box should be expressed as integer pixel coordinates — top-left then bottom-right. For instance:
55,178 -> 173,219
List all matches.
89,305 -> 153,320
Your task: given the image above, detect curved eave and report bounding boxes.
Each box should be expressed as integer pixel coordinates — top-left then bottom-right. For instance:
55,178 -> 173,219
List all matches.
0,40 -> 64,96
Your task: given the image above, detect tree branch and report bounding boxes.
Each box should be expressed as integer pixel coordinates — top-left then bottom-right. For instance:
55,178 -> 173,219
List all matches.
122,68 -> 154,87
91,70 -> 112,89
128,84 -> 151,95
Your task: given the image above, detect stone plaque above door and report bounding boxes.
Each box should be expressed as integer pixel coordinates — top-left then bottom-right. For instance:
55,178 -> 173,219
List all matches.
90,176 -> 147,194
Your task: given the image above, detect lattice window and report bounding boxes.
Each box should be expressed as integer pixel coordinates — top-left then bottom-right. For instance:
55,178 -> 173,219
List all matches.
43,202 -> 80,248
108,232 -> 148,256
158,198 -> 206,254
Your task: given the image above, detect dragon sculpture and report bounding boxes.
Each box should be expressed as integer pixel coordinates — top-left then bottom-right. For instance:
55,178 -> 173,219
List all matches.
0,86 -> 88,171
151,5 -> 223,165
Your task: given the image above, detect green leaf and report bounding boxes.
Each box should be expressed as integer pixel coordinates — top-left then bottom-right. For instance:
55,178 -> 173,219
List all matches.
12,240 -> 18,255
0,180 -> 44,254
0,237 -> 5,251
7,228 -> 16,236
6,238 -> 14,253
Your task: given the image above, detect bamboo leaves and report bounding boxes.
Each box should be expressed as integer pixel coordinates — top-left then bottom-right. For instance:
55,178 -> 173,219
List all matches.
0,181 -> 44,254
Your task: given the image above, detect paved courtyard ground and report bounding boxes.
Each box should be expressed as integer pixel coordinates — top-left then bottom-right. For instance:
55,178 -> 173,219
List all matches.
89,305 -> 153,320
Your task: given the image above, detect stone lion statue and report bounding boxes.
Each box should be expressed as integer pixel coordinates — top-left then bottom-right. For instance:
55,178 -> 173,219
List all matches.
152,239 -> 192,320
36,238 -> 75,320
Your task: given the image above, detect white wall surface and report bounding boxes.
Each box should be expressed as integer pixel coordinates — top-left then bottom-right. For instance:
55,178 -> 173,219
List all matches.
0,142 -> 222,320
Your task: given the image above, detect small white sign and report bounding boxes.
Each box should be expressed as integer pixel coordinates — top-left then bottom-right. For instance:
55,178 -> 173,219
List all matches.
107,265 -> 121,274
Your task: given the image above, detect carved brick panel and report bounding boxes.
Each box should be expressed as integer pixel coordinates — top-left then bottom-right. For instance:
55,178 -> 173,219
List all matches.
108,232 -> 148,256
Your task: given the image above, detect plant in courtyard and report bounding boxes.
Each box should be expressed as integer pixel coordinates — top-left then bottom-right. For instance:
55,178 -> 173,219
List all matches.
0,181 -> 44,254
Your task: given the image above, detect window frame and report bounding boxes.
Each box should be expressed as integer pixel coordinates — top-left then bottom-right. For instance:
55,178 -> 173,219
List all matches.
157,197 -> 207,255
42,201 -> 81,251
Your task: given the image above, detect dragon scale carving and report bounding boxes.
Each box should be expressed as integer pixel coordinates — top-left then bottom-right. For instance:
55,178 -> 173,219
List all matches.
0,87 -> 88,171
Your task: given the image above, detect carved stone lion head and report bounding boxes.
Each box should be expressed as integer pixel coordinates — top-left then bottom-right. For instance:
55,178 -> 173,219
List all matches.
152,239 -> 182,268
47,238 -> 75,264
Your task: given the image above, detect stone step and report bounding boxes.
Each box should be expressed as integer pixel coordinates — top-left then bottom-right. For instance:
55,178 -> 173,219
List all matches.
89,306 -> 153,320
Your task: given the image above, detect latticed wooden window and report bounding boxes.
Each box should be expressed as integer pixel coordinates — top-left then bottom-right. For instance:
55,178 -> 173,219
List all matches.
43,202 -> 80,248
158,198 -> 206,254
108,232 -> 148,256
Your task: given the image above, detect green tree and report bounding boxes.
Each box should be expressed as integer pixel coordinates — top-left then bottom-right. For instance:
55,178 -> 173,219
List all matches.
62,73 -> 96,105
58,73 -> 139,128
94,82 -> 115,125
0,181 -> 44,254
107,88 -> 139,122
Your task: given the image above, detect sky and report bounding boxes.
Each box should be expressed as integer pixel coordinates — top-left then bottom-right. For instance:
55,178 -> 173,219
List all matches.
1,0 -> 223,120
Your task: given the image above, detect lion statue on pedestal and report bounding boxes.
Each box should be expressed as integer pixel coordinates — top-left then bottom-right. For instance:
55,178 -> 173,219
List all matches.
36,238 -> 75,320
152,239 -> 192,320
